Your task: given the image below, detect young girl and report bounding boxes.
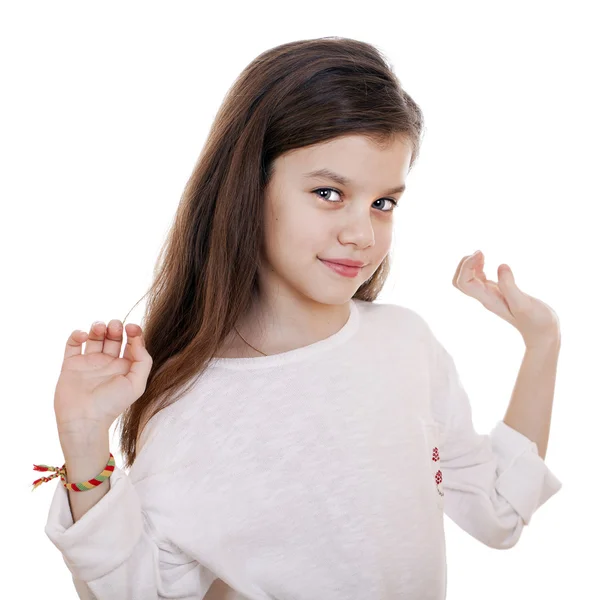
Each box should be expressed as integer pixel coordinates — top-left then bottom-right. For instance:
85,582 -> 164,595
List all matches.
39,37 -> 562,599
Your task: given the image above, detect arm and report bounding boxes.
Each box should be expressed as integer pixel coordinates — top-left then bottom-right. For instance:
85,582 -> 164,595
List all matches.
421,322 -> 562,548
44,457 -> 217,599
502,336 -> 561,461
59,427 -> 112,524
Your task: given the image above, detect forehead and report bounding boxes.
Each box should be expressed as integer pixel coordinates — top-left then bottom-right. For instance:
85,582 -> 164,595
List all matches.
275,133 -> 412,184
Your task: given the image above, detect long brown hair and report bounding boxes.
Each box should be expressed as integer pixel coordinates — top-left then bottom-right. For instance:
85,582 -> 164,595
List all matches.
117,36 -> 425,469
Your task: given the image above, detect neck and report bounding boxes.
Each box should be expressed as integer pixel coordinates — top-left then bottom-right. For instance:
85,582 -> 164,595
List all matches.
235,297 -> 352,356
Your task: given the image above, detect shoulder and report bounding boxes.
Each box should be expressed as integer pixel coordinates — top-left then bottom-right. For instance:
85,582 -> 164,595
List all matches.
128,383 -> 207,482
353,299 -> 445,369
354,298 -> 433,338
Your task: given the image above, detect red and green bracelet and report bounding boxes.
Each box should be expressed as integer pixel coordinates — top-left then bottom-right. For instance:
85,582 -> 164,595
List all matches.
31,452 -> 115,492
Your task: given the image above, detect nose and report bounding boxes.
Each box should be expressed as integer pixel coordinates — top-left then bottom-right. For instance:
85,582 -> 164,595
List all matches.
337,209 -> 376,249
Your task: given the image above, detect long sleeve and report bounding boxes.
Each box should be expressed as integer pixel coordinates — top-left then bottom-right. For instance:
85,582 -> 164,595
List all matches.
44,465 -> 217,599
425,331 -> 563,550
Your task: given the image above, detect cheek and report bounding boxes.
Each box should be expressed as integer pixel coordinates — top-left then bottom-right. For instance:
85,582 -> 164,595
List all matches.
377,226 -> 394,251
266,204 -> 323,243
365,228 -> 393,268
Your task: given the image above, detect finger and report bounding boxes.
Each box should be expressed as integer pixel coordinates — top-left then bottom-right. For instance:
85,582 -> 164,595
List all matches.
452,255 -> 471,287
102,320 -> 124,359
453,251 -> 483,288
64,329 -> 89,360
83,321 -> 106,354
125,331 -> 153,395
123,323 -> 143,362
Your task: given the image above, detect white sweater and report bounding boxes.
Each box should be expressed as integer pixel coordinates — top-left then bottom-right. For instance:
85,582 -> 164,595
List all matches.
44,299 -> 563,599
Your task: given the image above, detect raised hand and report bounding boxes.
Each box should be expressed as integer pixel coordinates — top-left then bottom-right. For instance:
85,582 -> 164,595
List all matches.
453,250 -> 560,347
54,320 -> 153,435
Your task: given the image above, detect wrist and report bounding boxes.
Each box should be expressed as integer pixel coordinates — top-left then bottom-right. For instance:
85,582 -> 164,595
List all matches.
59,426 -> 110,460
61,438 -> 111,485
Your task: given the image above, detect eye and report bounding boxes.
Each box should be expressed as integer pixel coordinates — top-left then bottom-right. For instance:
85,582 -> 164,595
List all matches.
312,187 -> 398,212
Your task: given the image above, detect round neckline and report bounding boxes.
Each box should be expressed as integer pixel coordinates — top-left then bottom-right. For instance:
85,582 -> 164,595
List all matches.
207,299 -> 360,370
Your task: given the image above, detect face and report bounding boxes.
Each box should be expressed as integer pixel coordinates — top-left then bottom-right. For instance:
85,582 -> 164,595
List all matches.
260,132 -> 412,307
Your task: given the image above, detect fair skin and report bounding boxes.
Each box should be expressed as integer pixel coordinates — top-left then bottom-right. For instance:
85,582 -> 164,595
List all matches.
219,132 -> 413,357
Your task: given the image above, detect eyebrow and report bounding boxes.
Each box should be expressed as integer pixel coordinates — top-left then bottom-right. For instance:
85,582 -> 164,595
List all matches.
303,168 -> 406,196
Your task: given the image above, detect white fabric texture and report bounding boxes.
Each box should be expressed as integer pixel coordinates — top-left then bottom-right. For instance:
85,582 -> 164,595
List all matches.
44,298 -> 562,599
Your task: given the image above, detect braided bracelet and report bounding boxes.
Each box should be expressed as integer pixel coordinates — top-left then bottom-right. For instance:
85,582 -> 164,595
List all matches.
31,452 -> 115,492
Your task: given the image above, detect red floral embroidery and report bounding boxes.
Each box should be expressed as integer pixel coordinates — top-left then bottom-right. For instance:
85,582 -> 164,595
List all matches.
432,447 -> 444,497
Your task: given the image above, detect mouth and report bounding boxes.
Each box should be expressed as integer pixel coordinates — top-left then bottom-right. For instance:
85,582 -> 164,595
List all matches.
318,258 -> 363,278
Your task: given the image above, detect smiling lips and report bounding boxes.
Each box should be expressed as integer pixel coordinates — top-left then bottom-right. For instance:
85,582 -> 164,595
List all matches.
320,257 -> 365,267
319,258 -> 364,278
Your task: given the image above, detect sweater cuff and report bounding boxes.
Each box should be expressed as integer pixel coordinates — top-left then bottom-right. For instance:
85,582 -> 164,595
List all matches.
44,465 -> 143,582
490,420 -> 563,525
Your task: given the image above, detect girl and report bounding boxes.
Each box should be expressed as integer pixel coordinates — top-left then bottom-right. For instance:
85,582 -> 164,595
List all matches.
39,37 -> 562,599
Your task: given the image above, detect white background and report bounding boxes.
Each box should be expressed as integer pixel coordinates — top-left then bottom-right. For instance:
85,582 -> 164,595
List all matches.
3,0 -> 597,597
